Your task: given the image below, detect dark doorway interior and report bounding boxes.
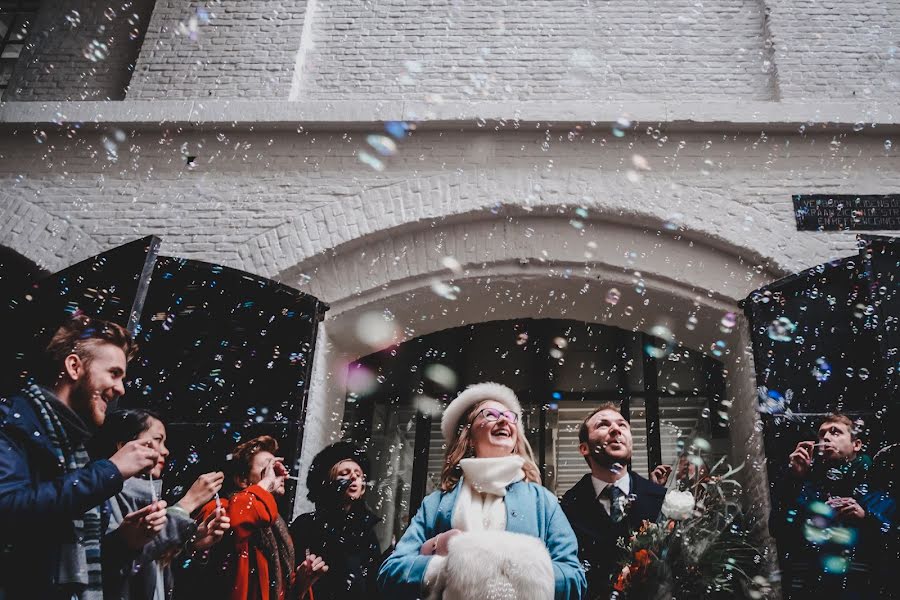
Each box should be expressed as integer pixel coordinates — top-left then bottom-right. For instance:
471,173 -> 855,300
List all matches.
341,318 -> 728,549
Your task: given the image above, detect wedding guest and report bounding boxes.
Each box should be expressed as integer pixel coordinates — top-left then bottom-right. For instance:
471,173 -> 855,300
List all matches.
197,435 -> 297,600
560,403 -> 666,598
378,382 -> 585,599
290,441 -> 381,600
92,408 -> 231,600
0,315 -> 162,600
770,413 -> 894,599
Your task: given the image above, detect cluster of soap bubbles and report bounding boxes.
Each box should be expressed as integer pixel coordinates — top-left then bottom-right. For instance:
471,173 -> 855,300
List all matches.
358,122 -> 414,171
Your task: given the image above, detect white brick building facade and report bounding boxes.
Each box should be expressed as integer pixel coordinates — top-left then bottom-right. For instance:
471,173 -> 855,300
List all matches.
1,0 -> 898,590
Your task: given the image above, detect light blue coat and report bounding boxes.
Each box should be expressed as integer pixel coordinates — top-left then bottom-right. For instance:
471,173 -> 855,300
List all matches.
378,478 -> 586,599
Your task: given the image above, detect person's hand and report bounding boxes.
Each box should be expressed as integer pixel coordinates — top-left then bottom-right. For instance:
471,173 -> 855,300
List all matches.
192,506 -> 231,551
177,471 -> 225,514
118,501 -> 168,549
296,552 -> 329,597
109,440 -> 159,479
788,441 -> 815,477
259,457 -> 286,493
649,464 -> 672,486
420,529 -> 462,556
827,496 -> 866,521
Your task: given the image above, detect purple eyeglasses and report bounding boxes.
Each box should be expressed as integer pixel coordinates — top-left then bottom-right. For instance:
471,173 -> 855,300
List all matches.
476,407 -> 519,424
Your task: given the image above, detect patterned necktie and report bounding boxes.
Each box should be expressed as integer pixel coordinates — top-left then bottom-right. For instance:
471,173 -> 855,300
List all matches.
601,485 -> 625,523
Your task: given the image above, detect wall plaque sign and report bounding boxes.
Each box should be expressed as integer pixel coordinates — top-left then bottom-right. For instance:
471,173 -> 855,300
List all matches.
794,194 -> 900,231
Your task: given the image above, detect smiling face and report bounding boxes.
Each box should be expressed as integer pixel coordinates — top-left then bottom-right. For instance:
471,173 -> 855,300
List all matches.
469,400 -> 519,458
66,342 -> 128,428
579,408 -> 633,470
331,459 -> 366,503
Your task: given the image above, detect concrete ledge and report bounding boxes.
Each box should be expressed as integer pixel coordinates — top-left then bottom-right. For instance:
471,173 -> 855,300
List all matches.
1,99 -> 898,133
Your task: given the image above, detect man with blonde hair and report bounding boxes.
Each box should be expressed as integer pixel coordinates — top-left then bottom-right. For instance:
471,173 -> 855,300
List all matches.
0,315 -> 164,600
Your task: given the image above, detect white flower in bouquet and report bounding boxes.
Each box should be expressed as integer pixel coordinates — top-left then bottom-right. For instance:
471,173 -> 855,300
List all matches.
661,489 -> 695,520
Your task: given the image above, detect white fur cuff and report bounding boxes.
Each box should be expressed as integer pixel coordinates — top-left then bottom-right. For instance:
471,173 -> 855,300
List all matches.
439,530 -> 555,600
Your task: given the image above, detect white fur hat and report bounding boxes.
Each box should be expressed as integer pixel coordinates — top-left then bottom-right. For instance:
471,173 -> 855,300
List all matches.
441,382 -> 522,441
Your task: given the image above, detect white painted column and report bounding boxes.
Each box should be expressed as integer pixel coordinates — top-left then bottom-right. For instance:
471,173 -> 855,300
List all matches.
291,321 -> 350,518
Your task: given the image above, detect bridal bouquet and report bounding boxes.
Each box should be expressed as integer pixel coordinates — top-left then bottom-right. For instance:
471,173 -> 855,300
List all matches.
610,458 -> 769,600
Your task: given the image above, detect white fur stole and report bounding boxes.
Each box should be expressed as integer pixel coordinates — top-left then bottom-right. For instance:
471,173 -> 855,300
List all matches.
428,530 -> 555,600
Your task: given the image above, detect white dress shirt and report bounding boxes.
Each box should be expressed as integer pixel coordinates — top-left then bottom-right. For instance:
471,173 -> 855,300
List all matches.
591,471 -> 631,515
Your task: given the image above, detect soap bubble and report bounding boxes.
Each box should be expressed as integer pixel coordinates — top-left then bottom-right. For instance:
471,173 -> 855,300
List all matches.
366,134 -> 398,156
605,288 -> 621,306
644,324 -> 675,359
83,40 -> 109,62
821,556 -> 849,574
709,340 -> 726,357
812,357 -> 832,382
430,280 -> 460,300
357,151 -> 385,171
354,311 -> 397,348
423,363 -> 457,391
767,316 -> 796,342
719,312 -> 737,332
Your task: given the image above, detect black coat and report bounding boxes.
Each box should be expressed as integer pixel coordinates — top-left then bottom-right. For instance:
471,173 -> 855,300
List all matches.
561,472 -> 666,600
769,455 -> 895,599
290,506 -> 382,600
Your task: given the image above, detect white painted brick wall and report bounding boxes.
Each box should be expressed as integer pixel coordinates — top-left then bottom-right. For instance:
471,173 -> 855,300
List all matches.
298,0 -> 776,101
7,0 -> 898,102
3,0 -> 155,101
765,0 -> 900,100
127,1 -> 307,99
0,127 -> 892,276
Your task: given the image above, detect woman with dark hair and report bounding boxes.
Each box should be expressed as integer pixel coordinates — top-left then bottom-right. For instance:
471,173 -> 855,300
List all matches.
289,441 -> 382,600
94,408 -> 230,600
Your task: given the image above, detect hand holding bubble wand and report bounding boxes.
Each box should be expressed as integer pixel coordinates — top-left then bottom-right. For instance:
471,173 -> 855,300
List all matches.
143,440 -> 159,504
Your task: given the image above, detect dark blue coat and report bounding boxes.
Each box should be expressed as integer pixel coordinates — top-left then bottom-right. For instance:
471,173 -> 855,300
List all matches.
0,391 -> 123,599
561,472 -> 666,598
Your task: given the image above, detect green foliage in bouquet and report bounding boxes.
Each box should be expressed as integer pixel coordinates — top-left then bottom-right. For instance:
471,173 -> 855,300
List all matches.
611,456 -> 771,600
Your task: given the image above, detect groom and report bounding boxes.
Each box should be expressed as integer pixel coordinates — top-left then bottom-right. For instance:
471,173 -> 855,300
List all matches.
561,403 -> 666,598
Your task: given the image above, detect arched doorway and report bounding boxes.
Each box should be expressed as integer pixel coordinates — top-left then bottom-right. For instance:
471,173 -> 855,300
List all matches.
341,318 -> 729,548
285,210 -> 777,571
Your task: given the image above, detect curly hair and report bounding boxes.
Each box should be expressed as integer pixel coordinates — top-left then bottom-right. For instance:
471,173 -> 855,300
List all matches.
230,435 -> 280,480
44,314 -> 137,379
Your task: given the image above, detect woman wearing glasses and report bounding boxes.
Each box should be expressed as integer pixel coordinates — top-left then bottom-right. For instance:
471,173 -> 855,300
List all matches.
378,383 -> 585,600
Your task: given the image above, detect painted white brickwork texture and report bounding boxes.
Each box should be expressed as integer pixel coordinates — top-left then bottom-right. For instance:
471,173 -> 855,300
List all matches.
765,0 -> 900,100
7,0 -> 899,101
0,128 -> 891,280
3,0 -> 155,101
127,0 -> 307,99
298,0 -> 776,101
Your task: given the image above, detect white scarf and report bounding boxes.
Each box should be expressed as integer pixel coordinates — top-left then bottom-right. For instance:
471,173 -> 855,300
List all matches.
452,456 -> 525,532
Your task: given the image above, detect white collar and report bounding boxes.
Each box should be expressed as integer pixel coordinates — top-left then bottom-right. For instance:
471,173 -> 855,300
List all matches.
591,471 -> 630,499
459,455 -> 525,496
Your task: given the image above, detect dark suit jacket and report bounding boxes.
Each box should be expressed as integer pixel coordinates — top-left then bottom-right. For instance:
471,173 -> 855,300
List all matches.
561,471 -> 666,599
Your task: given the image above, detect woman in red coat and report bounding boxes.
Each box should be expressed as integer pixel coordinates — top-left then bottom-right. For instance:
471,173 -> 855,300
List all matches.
199,435 -> 303,600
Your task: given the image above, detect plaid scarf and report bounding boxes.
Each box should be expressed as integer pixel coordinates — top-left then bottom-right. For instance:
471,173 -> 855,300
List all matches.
254,514 -> 295,598
25,385 -> 103,599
